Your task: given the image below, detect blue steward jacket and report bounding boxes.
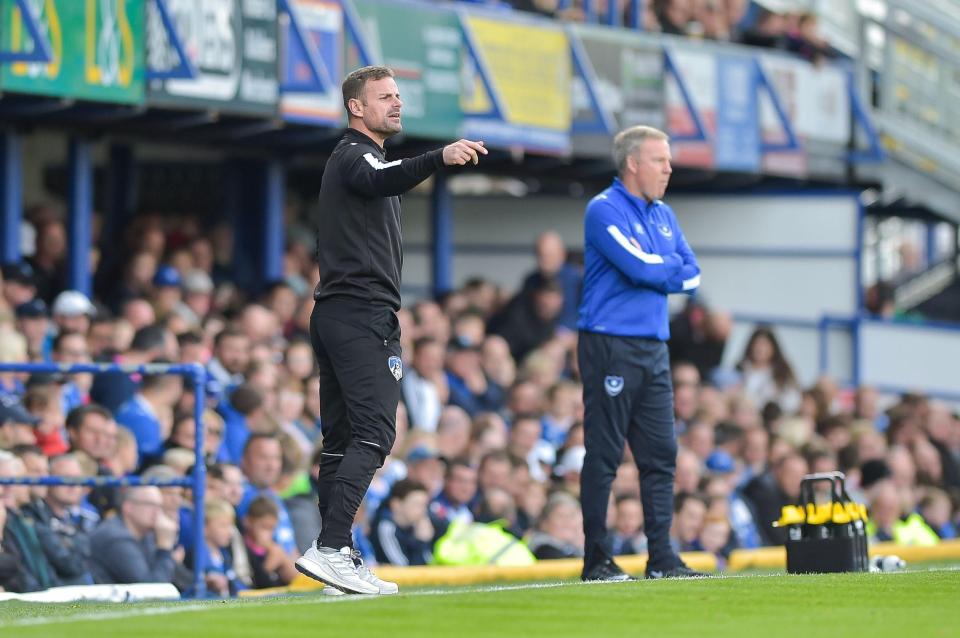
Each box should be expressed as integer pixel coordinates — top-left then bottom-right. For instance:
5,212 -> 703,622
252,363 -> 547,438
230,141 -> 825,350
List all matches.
578,178 -> 700,340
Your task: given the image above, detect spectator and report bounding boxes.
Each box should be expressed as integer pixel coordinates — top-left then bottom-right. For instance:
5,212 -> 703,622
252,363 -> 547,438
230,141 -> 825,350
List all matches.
739,7 -> 787,49
430,458 -> 478,527
2,262 -> 39,310
372,480 -> 434,566
655,0 -> 692,35
115,372 -> 184,467
611,494 -> 647,556
0,451 -> 56,591
152,265 -> 183,320
14,298 -> 50,361
21,453 -> 97,586
736,327 -> 801,414
435,406 -> 472,461
404,446 -> 445,498
90,324 -> 173,413
0,394 -> 41,449
190,498 -> 248,597
207,329 -> 250,391
741,453 -> 808,545
488,276 -> 563,363
51,331 -> 92,412
668,299 -> 730,382
521,231 -> 582,332
236,434 -> 298,555
401,337 -> 445,432
445,336 -> 503,418
27,219 -> 67,304
166,410 -> 225,465
671,492 -> 707,552
0,489 -> 24,592
89,486 -> 179,584
526,491 -> 584,560
541,380 -> 582,449
50,290 -> 95,337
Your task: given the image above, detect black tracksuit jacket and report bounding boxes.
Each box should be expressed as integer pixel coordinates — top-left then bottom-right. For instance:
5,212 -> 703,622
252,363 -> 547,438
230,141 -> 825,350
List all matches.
313,128 -> 445,311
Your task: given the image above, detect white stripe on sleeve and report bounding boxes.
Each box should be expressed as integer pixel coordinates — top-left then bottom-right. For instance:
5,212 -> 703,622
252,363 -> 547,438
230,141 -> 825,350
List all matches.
682,274 -> 701,291
363,153 -> 402,170
606,225 -> 665,265
377,520 -> 409,566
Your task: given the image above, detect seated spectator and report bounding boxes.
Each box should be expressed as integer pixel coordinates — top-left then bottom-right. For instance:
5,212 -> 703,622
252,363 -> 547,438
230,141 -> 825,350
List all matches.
404,446 -> 445,498
23,383 -> 69,456
670,492 -> 707,553
115,372 -> 183,468
526,491 -> 584,560
21,453 -> 97,586
242,496 -> 297,589
694,515 -> 733,568
610,494 -> 647,555
402,337 -> 445,432
190,499 -> 249,597
14,298 -> 50,362
488,275 -> 562,364
372,480 -> 434,566
541,380 -> 581,449
89,486 -> 179,584
918,488 -> 956,540
65,404 -> 120,516
0,451 -> 56,591
435,406 -> 472,461
736,327 -> 801,414
521,232 -> 582,332
0,496 -> 24,592
236,434 -> 298,555
445,336 -> 503,418
0,394 -> 41,449
430,458 -> 478,528
164,410 -> 225,466
50,290 -> 94,340
669,298 -> 730,384
90,324 -> 172,413
741,452 -> 808,545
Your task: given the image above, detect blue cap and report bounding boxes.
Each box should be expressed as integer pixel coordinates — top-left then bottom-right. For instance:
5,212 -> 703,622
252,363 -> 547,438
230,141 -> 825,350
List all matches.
15,298 -> 48,319
706,450 -> 735,474
2,262 -> 35,286
153,265 -> 182,288
0,394 -> 40,426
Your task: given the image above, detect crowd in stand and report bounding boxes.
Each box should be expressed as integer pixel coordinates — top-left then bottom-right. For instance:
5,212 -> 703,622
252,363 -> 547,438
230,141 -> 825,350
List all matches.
460,0 -> 836,64
0,206 -> 958,597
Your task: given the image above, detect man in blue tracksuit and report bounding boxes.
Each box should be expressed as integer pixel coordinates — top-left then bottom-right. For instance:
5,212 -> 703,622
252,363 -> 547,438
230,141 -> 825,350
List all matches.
578,125 -> 706,580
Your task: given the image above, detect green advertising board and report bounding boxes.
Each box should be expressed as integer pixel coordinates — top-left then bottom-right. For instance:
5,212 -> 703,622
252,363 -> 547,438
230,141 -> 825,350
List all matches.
350,0 -> 461,140
0,0 -> 144,103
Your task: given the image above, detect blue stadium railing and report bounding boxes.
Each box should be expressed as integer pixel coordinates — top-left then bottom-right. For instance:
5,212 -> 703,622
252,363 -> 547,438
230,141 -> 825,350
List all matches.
0,362 -> 208,599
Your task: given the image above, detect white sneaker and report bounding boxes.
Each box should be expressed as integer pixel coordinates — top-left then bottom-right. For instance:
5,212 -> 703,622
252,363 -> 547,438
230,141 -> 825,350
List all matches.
321,586 -> 345,596
296,544 -> 379,595
357,559 -> 399,595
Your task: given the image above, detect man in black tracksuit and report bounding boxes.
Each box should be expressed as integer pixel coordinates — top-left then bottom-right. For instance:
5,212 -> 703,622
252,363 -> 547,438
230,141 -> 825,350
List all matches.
294,65 -> 486,595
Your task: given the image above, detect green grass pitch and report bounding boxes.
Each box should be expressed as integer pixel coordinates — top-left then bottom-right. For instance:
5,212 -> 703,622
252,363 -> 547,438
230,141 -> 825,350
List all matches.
1,570 -> 957,638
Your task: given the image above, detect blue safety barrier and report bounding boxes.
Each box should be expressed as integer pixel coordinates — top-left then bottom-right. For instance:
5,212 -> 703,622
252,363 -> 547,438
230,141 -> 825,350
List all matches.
0,361 -> 208,599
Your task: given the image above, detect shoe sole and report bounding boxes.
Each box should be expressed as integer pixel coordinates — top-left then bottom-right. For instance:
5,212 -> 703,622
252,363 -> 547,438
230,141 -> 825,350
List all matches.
295,556 -> 379,595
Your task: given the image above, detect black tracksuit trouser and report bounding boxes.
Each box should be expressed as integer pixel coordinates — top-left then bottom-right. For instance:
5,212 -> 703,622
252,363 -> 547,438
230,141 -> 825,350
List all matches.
310,297 -> 402,549
578,331 -> 680,573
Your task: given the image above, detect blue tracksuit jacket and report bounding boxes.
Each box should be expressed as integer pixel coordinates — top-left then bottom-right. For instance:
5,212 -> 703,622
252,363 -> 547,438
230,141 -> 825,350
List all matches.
578,178 -> 700,340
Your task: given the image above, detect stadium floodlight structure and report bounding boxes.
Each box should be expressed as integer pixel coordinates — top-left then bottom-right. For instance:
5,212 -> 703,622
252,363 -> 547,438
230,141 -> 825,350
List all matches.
0,361 -> 208,599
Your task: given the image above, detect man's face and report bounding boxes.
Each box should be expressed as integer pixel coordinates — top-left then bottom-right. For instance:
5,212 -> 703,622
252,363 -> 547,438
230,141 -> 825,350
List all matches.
217,335 -> 250,375
629,138 -> 673,201
48,457 -> 85,509
445,465 -> 478,505
74,413 -> 117,461
354,77 -> 403,139
242,439 -> 282,489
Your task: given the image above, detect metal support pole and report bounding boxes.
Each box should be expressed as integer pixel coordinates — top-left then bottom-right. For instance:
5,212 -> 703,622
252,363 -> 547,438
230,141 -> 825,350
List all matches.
0,131 -> 23,264
190,363 -> 207,599
430,172 -> 453,299
262,160 -> 285,285
67,137 -> 93,296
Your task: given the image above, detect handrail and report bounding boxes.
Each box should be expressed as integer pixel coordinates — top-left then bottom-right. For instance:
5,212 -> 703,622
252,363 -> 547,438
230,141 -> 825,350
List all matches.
0,361 -> 208,599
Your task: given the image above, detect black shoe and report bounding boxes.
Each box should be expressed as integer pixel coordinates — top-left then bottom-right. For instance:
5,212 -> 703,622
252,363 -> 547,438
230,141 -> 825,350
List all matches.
645,564 -> 710,579
582,559 -> 638,582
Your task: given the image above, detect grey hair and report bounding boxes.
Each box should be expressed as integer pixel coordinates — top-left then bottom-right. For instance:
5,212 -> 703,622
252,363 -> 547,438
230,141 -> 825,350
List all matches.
612,125 -> 669,174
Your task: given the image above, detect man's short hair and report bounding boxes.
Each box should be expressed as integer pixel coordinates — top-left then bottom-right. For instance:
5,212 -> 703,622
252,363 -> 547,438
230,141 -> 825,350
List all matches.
612,125 -> 669,173
388,478 -> 427,503
242,432 -> 278,458
341,66 -> 395,113
65,403 -> 111,430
